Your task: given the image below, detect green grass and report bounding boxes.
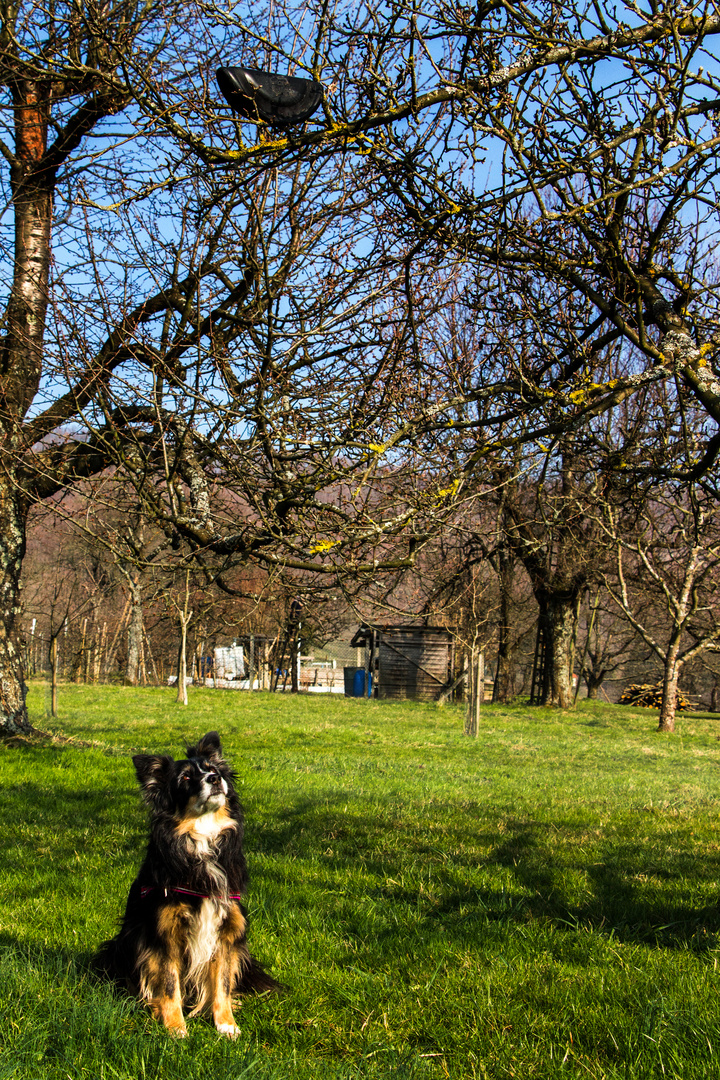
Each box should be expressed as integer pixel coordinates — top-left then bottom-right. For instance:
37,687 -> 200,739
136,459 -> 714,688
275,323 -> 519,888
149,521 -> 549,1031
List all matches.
2,683 -> 720,1078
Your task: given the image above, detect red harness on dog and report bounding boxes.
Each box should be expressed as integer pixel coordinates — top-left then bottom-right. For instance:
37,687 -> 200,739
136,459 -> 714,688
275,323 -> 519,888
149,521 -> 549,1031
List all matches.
140,885 -> 244,901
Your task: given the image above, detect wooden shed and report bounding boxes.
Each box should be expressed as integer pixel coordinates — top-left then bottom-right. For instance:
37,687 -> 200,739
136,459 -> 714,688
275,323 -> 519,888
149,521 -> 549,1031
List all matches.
351,624 -> 455,701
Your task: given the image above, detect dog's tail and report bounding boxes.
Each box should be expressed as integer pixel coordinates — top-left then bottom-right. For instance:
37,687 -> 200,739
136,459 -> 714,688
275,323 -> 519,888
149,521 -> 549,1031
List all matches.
237,954 -> 284,995
93,936 -> 132,986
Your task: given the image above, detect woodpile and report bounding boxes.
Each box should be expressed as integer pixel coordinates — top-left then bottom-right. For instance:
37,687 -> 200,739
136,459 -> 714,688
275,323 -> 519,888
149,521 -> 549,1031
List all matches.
619,682 -> 694,710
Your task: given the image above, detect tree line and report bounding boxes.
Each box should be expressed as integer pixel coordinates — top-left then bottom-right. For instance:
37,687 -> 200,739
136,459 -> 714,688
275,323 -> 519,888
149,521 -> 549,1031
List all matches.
2,0 -> 720,735
20,439 -> 720,733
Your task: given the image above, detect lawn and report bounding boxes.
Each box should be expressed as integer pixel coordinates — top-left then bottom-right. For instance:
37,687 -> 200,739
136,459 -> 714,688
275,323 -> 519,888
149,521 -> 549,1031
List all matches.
2,683 -> 720,1079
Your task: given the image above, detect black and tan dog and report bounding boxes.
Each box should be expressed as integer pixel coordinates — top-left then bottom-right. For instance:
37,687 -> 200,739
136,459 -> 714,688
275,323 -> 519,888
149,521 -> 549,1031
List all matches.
96,732 -> 277,1036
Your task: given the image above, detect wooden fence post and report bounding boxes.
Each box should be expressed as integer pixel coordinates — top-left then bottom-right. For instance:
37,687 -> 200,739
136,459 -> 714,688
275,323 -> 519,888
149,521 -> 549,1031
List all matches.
465,649 -> 484,736
248,635 -> 255,690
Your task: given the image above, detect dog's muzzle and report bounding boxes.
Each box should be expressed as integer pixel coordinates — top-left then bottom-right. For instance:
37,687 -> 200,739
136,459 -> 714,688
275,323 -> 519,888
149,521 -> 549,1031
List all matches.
200,771 -> 228,809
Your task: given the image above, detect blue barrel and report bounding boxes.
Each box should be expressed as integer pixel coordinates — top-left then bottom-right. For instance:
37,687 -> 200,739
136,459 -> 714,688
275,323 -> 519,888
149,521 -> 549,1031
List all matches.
343,666 -> 360,695
344,667 -> 372,697
353,668 -> 366,697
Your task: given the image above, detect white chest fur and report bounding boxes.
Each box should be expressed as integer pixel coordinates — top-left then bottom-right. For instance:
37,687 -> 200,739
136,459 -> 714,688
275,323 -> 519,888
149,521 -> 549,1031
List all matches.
184,896 -> 230,1013
187,897 -> 223,970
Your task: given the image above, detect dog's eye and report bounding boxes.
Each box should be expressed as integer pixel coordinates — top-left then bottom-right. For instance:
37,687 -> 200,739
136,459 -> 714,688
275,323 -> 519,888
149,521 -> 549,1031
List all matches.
179,772 -> 191,783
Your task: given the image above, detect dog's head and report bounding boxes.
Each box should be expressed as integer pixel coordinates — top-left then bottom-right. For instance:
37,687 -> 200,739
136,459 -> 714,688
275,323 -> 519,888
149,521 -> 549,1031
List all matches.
133,732 -> 235,817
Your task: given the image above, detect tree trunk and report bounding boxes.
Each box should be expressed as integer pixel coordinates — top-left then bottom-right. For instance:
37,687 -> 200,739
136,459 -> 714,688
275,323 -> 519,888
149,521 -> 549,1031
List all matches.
493,549 -> 518,703
175,571 -> 192,706
126,578 -> 144,685
3,88 -> 52,418
75,617 -> 87,683
658,653 -> 682,733
176,612 -> 190,706
49,634 -> 58,719
530,608 -> 553,705
291,631 -> 300,693
465,649 -> 484,736
535,592 -> 581,709
550,595 -> 580,709
0,481 -> 32,734
493,652 -> 516,704
584,670 -> 606,700
248,635 -> 255,691
104,597 -> 131,678
143,632 -> 160,685
0,89 -> 52,737
289,600 -> 302,694
93,622 -> 107,683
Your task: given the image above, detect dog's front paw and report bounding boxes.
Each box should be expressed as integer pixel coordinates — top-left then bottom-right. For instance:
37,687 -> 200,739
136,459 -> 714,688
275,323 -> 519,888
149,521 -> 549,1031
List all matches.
216,1022 -> 241,1038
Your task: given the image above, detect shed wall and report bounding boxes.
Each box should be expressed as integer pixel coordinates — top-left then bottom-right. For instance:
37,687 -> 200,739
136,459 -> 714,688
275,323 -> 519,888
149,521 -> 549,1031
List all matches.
377,628 -> 453,701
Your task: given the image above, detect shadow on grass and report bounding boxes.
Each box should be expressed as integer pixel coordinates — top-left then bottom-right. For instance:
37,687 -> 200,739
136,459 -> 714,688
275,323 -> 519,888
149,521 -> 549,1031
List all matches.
254,797 -> 720,956
0,930 -> 93,969
4,767 -> 720,968
429,818 -> 720,953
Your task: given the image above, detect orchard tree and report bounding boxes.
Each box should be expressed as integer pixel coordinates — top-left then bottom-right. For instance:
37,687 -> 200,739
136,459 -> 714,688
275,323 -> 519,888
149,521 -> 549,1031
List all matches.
0,0 -> 228,731
602,485 -> 720,732
497,440 -> 613,709
575,592 -> 647,702
0,0 -> 439,733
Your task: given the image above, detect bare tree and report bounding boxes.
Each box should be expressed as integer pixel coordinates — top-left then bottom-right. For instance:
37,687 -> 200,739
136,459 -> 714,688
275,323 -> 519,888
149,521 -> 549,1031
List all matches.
603,487 -> 720,731
169,570 -> 193,706
0,0 -> 243,731
574,592 -> 648,702
0,0 -> 428,732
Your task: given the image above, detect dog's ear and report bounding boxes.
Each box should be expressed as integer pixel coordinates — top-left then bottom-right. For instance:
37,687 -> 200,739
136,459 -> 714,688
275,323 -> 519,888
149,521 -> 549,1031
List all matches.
132,754 -> 174,805
187,731 -> 223,762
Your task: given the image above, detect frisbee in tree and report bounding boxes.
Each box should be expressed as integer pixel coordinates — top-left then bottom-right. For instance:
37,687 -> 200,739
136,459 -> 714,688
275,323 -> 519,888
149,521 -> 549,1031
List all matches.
216,67 -> 323,126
